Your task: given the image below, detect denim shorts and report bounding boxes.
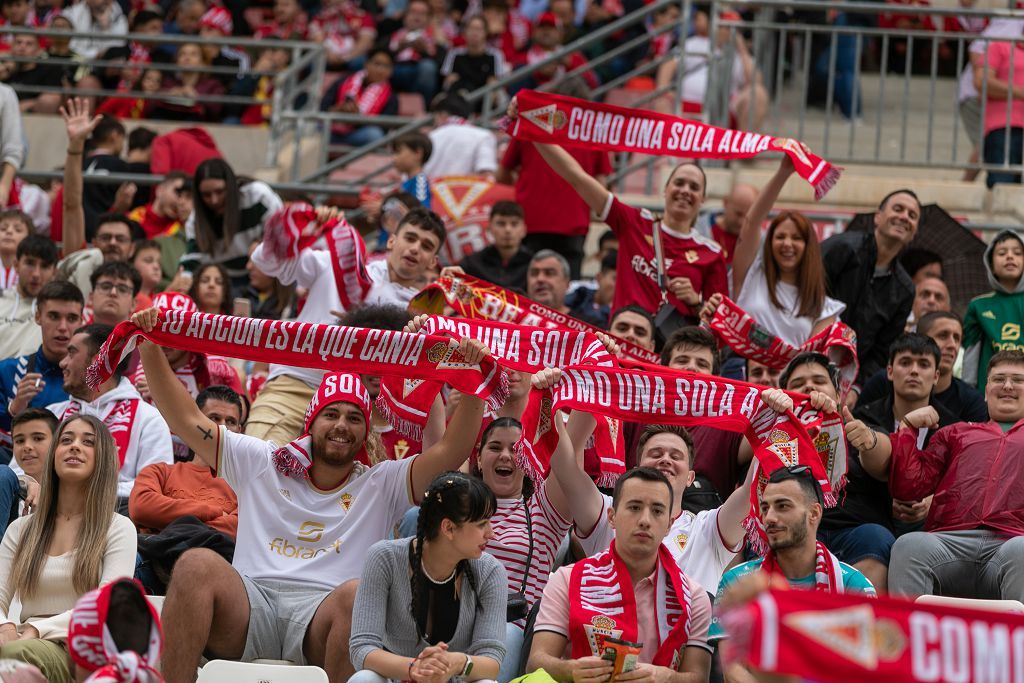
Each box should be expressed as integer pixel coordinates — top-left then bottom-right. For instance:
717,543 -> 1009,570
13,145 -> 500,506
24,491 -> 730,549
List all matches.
817,524 -> 896,566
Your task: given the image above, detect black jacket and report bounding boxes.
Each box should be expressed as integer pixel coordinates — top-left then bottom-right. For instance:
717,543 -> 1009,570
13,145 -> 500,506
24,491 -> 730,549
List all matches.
821,230 -> 915,385
459,245 -> 534,293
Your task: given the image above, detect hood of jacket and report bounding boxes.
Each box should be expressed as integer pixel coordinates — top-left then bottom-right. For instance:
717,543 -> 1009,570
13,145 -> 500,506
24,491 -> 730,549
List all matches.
983,229 -> 1024,294
79,377 -> 141,414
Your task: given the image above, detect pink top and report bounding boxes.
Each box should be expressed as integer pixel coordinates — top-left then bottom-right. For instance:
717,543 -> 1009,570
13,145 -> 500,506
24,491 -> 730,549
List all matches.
983,40 -> 1024,134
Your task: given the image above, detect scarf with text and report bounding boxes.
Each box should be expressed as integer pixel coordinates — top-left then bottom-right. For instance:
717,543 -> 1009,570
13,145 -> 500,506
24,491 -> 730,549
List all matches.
85,312 -> 509,415
708,296 -> 859,400
410,273 -> 661,365
760,541 -> 845,593
62,399 -> 139,468
520,365 -> 834,506
507,89 -> 841,200
717,588 -> 1024,683
569,541 -> 693,668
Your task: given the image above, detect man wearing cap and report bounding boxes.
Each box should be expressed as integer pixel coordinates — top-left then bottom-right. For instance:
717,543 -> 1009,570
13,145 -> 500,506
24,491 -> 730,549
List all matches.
134,307 -> 494,682
197,6 -> 250,87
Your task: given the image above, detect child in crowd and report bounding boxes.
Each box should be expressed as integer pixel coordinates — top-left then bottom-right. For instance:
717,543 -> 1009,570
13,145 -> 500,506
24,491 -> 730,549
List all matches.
0,210 -> 29,290
131,240 -> 162,311
963,230 -> 1024,389
393,132 -> 433,208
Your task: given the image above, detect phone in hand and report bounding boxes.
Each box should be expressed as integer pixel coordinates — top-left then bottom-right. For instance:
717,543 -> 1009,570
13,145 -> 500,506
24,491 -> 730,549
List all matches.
232,297 -> 252,317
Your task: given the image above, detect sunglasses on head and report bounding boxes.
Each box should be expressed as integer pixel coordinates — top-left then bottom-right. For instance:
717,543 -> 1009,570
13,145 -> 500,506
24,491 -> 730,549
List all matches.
767,464 -> 824,506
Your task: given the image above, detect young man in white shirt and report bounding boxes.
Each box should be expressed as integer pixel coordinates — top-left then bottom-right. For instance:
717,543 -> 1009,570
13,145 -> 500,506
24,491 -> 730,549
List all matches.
245,206 -> 447,445
135,308 -> 493,682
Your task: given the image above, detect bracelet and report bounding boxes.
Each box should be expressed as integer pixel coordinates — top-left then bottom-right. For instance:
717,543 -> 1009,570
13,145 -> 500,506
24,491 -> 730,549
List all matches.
867,430 -> 879,452
408,658 -> 417,683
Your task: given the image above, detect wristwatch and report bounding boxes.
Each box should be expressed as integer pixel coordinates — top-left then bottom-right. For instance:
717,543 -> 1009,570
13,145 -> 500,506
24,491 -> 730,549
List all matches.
460,655 -> 473,679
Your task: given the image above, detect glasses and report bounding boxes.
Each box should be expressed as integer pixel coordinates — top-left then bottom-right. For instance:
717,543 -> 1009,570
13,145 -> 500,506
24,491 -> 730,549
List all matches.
95,281 -> 133,296
990,374 -> 1024,387
94,233 -> 131,245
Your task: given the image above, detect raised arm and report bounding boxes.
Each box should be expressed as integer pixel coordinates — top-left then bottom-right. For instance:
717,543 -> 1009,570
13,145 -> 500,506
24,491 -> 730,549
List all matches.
60,98 -> 99,257
549,406 -> 603,532
134,309 -> 219,467
732,156 -> 794,296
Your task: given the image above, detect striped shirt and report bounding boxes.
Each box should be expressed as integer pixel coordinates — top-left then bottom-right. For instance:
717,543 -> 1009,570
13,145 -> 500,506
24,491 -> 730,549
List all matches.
486,480 -> 571,628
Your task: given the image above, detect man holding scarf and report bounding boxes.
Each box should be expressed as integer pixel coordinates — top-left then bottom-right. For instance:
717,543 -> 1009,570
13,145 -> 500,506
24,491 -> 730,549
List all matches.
528,467 -> 714,683
133,307 -> 493,682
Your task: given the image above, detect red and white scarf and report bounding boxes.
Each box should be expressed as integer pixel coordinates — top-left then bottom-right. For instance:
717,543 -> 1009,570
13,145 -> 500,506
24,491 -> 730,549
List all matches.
759,541 -> 844,593
333,70 -> 393,135
569,542 -> 693,668
62,398 -> 139,467
85,311 -> 509,417
716,587 -> 1024,683
507,90 -> 841,200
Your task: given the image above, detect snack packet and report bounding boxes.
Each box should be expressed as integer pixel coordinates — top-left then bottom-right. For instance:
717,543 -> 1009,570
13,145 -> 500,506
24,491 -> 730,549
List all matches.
601,636 -> 642,678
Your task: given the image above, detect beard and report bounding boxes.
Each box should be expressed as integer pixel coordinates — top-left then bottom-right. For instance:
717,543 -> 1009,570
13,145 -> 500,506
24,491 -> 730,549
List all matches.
311,431 -> 360,469
766,513 -> 809,552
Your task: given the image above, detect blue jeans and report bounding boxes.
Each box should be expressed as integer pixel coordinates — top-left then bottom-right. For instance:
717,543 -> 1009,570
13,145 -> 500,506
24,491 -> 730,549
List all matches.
392,59 -> 439,107
396,506 -> 419,539
817,523 -> 895,566
984,126 -> 1024,188
0,467 -> 19,538
333,125 -> 387,148
498,622 -> 525,683
814,13 -> 863,119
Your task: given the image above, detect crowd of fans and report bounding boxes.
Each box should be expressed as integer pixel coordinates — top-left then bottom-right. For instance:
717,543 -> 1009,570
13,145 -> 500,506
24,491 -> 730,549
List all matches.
0,1 -> 1018,682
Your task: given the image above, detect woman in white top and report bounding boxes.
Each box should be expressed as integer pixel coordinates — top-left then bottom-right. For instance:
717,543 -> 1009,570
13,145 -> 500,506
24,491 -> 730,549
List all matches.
714,156 -> 845,347
0,415 -> 137,683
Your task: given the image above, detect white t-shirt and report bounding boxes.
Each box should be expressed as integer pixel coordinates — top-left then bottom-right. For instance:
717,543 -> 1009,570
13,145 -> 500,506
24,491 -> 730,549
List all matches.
423,122 -> 498,177
486,481 -> 572,626
217,427 -> 414,591
736,251 -> 846,348
364,259 -> 419,308
576,496 -> 739,594
679,35 -> 746,105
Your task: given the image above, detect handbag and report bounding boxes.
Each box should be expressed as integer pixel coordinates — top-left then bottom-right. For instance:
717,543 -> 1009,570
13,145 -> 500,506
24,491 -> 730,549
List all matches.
506,496 -> 533,622
651,218 -> 698,345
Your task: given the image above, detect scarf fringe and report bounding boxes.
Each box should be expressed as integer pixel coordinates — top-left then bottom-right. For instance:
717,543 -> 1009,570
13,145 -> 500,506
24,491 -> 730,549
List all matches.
373,394 -> 426,443
813,166 -> 843,201
743,515 -> 769,557
512,436 -> 543,485
596,469 -> 621,488
485,370 -> 511,416
272,447 -> 311,480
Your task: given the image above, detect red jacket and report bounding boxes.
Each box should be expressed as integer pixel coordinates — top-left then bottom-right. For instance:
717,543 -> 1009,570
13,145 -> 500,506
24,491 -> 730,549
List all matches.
889,420 -> 1024,536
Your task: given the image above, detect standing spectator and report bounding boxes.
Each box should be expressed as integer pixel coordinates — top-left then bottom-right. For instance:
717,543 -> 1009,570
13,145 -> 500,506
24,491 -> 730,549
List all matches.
906,276 -> 950,331
349,474 -> 507,683
423,93 -> 498,178
0,236 -> 57,359
197,7 -> 251,88
963,230 -> 1024,389
523,12 -> 596,91
255,0 -> 309,39
0,210 -> 27,289
458,200 -> 532,292
321,48 -> 397,147
0,83 -> 23,210
389,0 -> 441,106
440,15 -> 508,97
47,324 -> 173,501
150,42 -> 227,122
0,281 -> 82,445
64,0 -> 128,60
821,190 -> 919,399
699,182 -> 757,265
0,414 -> 136,683
80,115 -> 129,240
188,263 -> 231,316
3,34 -> 64,114
309,0 -> 378,70
976,27 -> 1024,187
178,158 -> 284,293
392,134 -> 432,208
498,82 -> 611,279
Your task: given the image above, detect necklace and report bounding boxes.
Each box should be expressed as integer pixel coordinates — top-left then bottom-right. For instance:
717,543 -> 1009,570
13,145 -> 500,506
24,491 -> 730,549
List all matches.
421,561 -> 457,585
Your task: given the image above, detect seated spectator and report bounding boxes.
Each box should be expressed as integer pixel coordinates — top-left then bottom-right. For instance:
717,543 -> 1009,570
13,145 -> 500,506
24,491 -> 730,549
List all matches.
564,251 -> 615,328
523,12 -> 597,91
906,276 -> 950,331
47,324 -> 173,501
459,200 -> 532,292
179,158 -> 283,293
188,263 -> 231,315
0,281 -> 83,444
322,47 -> 397,147
129,385 -> 240,537
389,0 -> 442,105
130,241 -> 161,310
528,468 -> 714,682
0,84 -> 22,212
0,0 -> 39,47
746,359 -> 780,387
64,0 -> 128,60
858,311 -> 989,424
136,303 -> 490,678
498,81 -> 611,280
244,241 -> 294,320
93,67 -> 161,120
858,350 -> 1024,602
698,182 -> 757,266
78,9 -> 162,98
150,42 -> 226,122
481,0 -> 530,65
645,2 -> 681,63
10,408 -> 57,485
88,261 -> 140,327
229,41 -> 291,126
197,7 -> 250,88
428,0 -> 459,47
58,212 -> 139,300
0,210 -> 28,289
349,474 -> 506,683
0,414 -> 136,682
127,171 -> 191,241
423,94 -> 495,179
3,34 -> 64,114
165,0 -> 205,37
0,235 -> 57,359
975,25 -> 1024,188
526,250 -> 571,314
77,115 -> 130,240
709,466 -> 875,679
607,304 -> 655,351
255,0 -> 309,39
309,0 -> 378,70
964,230 -> 1024,389
441,15 -> 508,98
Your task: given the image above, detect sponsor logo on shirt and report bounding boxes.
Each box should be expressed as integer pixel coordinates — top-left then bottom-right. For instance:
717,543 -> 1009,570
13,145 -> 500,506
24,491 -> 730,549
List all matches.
1002,323 -> 1021,341
982,310 -> 997,319
268,521 -> 343,559
297,521 -> 325,542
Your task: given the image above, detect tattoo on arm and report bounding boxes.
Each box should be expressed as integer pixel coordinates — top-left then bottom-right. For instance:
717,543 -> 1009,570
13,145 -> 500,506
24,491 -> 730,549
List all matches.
199,425 -> 214,441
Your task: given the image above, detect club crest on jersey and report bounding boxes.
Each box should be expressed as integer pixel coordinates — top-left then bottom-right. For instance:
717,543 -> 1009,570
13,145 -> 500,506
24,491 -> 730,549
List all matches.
279,489 -> 291,500
675,532 -> 689,552
584,616 -> 622,656
339,493 -> 353,511
685,250 -> 699,264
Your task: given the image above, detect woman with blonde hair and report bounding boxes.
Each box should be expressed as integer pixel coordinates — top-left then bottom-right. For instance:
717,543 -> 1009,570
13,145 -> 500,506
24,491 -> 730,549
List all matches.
0,415 -> 137,682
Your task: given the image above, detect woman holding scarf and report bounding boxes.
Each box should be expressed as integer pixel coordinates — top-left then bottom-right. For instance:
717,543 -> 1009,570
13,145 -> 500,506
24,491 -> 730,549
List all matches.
349,472 -> 507,683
